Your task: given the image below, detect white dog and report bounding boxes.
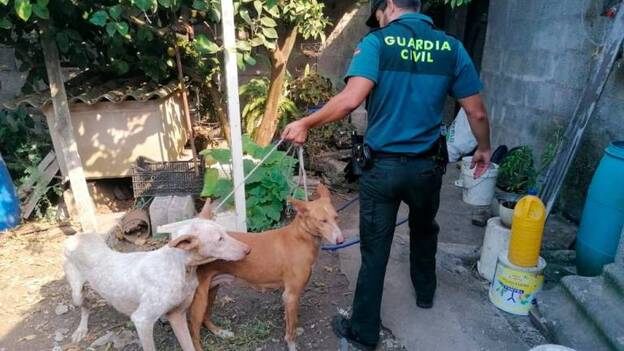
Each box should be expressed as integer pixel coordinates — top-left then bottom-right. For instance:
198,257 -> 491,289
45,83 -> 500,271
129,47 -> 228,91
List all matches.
63,213 -> 250,351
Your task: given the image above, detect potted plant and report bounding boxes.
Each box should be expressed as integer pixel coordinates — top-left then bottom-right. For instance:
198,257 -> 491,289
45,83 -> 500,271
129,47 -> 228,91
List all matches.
499,201 -> 516,228
496,146 -> 536,197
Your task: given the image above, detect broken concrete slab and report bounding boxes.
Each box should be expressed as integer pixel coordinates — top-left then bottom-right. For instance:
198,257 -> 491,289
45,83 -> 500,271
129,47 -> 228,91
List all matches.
149,196 -> 196,236
167,196 -> 197,224
149,196 -> 172,233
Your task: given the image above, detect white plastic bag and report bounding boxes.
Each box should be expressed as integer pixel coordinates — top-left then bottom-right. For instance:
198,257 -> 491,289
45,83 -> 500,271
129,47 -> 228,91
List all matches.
446,108 -> 477,162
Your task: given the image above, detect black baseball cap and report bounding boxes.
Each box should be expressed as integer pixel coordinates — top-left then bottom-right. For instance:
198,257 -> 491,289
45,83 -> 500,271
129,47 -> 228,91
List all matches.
366,0 -> 386,28
366,0 -> 422,28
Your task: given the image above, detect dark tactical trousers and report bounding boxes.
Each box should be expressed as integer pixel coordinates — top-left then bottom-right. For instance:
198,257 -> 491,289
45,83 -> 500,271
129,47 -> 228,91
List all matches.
350,156 -> 443,345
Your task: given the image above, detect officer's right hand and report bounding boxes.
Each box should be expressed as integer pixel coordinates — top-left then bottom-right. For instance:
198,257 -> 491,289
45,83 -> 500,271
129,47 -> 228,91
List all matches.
471,147 -> 492,179
281,119 -> 309,146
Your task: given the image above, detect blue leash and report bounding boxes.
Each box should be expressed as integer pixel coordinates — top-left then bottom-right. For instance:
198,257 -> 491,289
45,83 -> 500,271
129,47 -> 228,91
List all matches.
335,196 -> 360,212
321,196 -> 409,251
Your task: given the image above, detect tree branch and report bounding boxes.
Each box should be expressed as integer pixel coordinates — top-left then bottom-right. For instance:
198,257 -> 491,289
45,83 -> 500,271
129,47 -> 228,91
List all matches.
124,15 -> 169,38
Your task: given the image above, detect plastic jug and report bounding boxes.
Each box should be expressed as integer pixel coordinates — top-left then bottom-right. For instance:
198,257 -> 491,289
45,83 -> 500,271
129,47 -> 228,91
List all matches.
508,192 -> 546,267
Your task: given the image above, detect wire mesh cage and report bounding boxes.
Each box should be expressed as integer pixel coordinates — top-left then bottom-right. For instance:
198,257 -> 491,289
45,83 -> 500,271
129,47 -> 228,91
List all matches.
132,156 -> 205,198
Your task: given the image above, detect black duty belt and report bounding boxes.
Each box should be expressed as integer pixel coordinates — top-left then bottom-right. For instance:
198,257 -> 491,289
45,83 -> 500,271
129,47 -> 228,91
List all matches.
372,147 -> 437,159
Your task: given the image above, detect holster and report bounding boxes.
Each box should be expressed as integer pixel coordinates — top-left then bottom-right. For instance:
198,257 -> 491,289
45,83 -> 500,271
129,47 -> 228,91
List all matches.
344,133 -> 373,183
434,130 -> 449,174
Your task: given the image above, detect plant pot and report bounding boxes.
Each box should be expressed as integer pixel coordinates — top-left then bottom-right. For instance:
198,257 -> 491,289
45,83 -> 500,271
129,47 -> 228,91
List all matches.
499,201 -> 517,228
495,187 -> 524,203
491,188 -> 523,216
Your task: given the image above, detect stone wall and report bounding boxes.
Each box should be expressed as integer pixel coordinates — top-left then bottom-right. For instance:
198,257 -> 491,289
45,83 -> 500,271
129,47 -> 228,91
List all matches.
318,3 -> 370,90
481,0 -> 624,219
0,46 -> 26,103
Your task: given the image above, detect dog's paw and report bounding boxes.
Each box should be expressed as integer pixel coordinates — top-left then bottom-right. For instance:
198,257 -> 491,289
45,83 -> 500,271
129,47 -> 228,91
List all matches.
71,327 -> 87,343
287,341 -> 297,351
215,329 -> 235,338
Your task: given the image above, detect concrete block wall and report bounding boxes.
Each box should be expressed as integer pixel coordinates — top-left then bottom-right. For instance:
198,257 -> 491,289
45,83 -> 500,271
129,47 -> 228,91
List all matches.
481,0 -> 624,219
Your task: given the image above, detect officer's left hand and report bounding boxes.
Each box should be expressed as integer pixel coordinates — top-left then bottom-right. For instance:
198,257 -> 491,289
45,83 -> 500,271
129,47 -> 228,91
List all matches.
281,119 -> 309,146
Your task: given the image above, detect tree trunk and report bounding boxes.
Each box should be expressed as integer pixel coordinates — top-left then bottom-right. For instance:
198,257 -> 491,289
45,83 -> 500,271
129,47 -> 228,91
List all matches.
207,82 -> 231,144
254,26 -> 299,147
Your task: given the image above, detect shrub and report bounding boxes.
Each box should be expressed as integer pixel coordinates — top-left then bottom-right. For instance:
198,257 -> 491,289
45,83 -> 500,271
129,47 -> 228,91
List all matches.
497,146 -> 536,194
201,136 -> 304,232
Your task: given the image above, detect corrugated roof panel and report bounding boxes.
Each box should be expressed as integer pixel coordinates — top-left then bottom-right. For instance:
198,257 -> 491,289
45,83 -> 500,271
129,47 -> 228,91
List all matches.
2,72 -> 180,110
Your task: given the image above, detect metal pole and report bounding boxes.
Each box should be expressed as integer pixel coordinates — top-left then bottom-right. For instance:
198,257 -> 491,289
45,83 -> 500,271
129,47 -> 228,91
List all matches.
220,0 -> 247,231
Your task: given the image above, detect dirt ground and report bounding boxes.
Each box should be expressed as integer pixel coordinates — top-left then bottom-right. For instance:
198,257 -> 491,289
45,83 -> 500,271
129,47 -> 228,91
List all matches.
0,222 -> 403,351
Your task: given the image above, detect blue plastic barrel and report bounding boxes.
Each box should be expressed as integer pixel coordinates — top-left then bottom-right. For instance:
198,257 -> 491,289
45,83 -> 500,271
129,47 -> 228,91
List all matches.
576,141 -> 624,276
0,154 -> 20,231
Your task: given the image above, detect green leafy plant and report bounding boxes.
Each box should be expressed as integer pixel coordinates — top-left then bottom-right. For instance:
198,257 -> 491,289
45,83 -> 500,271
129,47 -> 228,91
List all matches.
0,108 -> 50,178
442,0 -> 472,7
288,66 -> 335,111
0,107 -> 60,219
250,0 -> 331,146
200,136 -> 302,232
496,124 -> 564,195
240,77 -> 299,137
424,0 -> 472,8
287,68 -> 354,154
1,0 -> 329,144
497,146 -> 537,194
537,127 -> 564,176
0,0 -> 276,89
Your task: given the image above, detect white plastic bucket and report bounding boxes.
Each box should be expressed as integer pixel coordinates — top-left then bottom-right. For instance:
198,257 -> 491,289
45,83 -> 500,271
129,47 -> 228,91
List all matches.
529,345 -> 576,351
454,157 -> 474,188
478,217 -> 511,282
489,250 -> 546,315
461,156 -> 499,206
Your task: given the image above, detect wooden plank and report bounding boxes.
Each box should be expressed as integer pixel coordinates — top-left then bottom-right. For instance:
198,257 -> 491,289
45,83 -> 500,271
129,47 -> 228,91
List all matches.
17,150 -> 55,199
174,43 -> 199,175
221,0 -> 247,232
540,4 -> 624,215
42,106 -> 69,180
40,23 -> 97,232
21,159 -> 60,219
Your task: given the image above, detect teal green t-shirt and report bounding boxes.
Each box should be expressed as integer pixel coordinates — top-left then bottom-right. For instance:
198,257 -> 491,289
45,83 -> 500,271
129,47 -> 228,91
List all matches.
345,13 -> 482,154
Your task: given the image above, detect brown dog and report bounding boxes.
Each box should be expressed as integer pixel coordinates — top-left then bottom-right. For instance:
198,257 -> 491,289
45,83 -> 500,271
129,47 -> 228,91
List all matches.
189,184 -> 344,351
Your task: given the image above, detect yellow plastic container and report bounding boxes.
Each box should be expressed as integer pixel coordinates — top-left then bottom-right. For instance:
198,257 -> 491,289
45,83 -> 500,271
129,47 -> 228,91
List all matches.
508,195 -> 546,267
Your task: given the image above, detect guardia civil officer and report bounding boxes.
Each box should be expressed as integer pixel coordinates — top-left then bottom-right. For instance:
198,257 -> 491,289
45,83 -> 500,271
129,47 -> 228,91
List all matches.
282,0 -> 491,349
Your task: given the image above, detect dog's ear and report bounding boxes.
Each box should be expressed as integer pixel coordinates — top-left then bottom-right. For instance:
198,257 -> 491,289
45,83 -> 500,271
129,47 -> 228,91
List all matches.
169,234 -> 200,251
315,184 -> 331,199
289,198 -> 308,214
199,199 -> 215,219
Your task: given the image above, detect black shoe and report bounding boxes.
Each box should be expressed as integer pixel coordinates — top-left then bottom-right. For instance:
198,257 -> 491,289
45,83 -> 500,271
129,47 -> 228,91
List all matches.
417,295 -> 434,309
331,315 -> 377,351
